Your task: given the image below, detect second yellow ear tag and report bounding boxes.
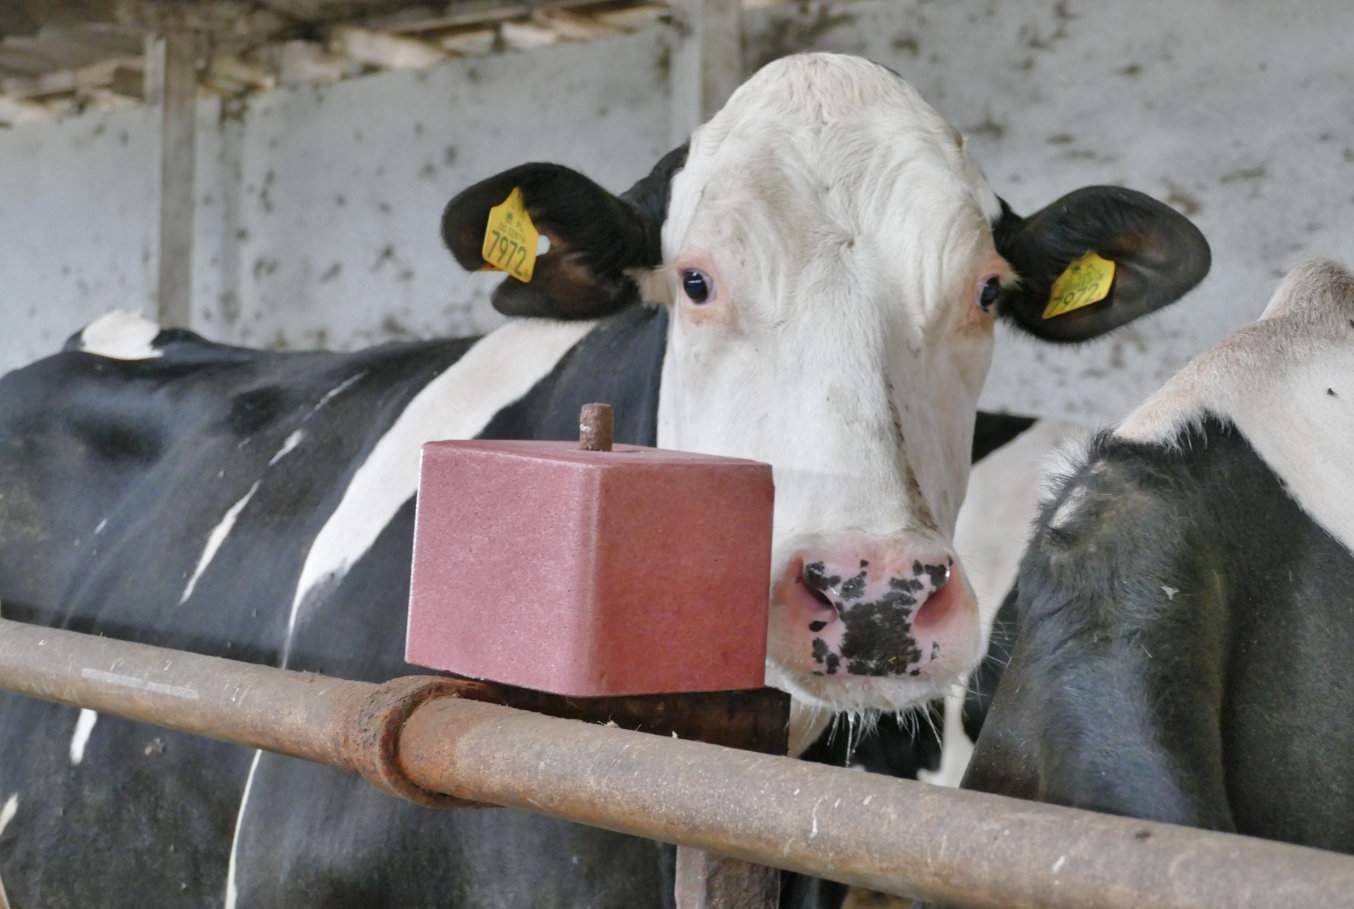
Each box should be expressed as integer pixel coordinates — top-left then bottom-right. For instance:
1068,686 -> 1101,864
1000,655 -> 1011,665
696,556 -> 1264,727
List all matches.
1042,252 -> 1116,320
481,187 -> 539,283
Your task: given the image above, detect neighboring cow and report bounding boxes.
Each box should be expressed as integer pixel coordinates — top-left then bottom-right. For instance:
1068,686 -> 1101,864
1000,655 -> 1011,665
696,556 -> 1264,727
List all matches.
0,54 -> 1208,908
960,257 -> 1354,857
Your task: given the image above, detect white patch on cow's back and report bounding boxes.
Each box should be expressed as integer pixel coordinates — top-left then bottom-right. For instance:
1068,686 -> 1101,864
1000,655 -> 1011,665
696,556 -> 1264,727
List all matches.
282,318 -> 595,664
309,371 -> 367,417
0,793 -> 15,837
180,480 -> 262,605
69,708 -> 99,766
79,310 -> 162,360
268,429 -> 305,466
1119,258 -> 1354,554
224,749 -> 262,909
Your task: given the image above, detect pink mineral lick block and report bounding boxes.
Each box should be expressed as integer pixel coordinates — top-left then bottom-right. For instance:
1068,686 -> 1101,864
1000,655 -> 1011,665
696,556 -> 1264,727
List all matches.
405,418 -> 774,697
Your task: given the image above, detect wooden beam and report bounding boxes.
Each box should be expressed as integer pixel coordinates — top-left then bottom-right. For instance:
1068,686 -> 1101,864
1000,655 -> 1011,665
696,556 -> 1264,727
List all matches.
592,3 -> 668,31
0,7 -> 40,37
0,56 -> 143,101
148,31 -> 198,329
272,39 -> 353,85
11,1 -> 123,28
675,850 -> 782,909
107,62 -> 143,97
256,0 -> 416,23
205,52 -> 276,93
375,0 -> 626,34
530,8 -> 618,41
0,94 -> 49,126
499,20 -> 559,50
433,26 -> 497,56
327,24 -> 446,69
668,0 -> 742,144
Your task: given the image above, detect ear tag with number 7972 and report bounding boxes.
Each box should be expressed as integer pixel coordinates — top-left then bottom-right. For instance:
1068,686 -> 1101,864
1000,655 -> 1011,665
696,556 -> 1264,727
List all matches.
481,187 -> 539,283
1042,251 -> 1116,319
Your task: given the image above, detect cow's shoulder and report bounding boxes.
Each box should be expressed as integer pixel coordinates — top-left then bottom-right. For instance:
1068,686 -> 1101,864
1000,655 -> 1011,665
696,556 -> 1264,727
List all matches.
1118,260 -> 1354,556
1008,425 -> 1227,661
1023,411 -> 1340,628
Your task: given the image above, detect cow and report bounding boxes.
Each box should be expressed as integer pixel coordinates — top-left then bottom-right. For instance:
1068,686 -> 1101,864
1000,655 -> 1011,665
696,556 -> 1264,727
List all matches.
0,53 -> 1209,908
956,257 -> 1354,867
792,414 -> 1087,909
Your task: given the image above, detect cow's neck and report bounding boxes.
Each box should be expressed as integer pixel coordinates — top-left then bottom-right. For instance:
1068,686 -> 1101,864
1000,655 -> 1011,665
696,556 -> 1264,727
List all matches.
477,303 -> 669,445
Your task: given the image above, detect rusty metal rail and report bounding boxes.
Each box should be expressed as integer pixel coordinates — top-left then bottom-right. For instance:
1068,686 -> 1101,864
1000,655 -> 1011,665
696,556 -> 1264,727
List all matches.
2,616 -> 1353,908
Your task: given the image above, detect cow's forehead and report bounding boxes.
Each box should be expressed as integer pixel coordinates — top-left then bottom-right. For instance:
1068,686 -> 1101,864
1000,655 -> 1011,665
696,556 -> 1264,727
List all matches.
710,53 -> 951,141
671,53 -> 1002,254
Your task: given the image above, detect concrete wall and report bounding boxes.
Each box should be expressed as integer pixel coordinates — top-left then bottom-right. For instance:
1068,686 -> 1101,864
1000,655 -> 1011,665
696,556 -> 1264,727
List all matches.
0,105 -> 159,369
2,25 -> 672,371
3,0 -> 1353,426
197,28 -> 671,350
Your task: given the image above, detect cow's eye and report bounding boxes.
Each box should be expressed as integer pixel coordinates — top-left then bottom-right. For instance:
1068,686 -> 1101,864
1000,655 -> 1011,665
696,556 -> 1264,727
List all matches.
681,269 -> 714,304
978,275 -> 1001,312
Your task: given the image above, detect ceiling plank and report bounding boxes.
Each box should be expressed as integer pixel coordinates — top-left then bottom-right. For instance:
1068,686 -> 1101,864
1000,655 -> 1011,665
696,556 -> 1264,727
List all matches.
327,24 -> 446,68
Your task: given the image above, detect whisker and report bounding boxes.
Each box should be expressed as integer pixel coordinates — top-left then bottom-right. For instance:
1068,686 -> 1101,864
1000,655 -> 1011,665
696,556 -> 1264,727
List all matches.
920,702 -> 942,744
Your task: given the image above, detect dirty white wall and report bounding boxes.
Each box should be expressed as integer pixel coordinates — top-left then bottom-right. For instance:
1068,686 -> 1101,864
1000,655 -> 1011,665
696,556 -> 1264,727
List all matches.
194,28 -> 671,350
0,105 -> 158,368
1,25 -> 672,371
3,0 -> 1353,427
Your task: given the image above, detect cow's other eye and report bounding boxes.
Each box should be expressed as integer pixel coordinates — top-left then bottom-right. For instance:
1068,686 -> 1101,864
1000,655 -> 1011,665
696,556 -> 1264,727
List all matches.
681,269 -> 714,304
977,275 -> 1001,312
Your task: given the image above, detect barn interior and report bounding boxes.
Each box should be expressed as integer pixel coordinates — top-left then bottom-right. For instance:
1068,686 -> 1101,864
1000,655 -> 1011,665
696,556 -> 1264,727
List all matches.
4,0 -> 1351,426
2,3 -> 1353,908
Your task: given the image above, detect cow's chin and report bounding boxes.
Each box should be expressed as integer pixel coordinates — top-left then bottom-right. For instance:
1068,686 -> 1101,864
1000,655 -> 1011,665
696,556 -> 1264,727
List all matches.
764,601 -> 984,756
766,660 -> 968,755
767,663 -> 959,715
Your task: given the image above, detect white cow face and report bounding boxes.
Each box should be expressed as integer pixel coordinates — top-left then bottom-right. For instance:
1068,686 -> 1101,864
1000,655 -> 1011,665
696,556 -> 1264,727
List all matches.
648,56 -> 1006,718
442,52 -> 1211,746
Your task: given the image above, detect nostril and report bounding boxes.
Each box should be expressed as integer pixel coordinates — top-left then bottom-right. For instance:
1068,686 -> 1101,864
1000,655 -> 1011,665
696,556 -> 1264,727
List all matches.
802,560 -> 830,591
798,561 -> 840,614
915,556 -> 952,591
803,583 -> 836,615
914,560 -> 962,630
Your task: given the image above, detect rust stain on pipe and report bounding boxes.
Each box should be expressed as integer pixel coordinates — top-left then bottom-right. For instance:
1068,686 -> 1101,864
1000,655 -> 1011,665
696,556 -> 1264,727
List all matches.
3,619 -> 1354,908
0,618 -> 459,804
396,697 -> 1354,909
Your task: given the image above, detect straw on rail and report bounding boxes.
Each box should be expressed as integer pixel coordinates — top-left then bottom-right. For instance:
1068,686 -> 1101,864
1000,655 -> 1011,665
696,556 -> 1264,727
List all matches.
2,617 -> 1352,908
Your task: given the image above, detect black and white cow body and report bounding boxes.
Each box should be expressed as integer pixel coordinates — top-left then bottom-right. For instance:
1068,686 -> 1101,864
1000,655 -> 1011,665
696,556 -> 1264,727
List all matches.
962,258 -> 1354,854
0,306 -> 680,908
0,54 -> 1209,908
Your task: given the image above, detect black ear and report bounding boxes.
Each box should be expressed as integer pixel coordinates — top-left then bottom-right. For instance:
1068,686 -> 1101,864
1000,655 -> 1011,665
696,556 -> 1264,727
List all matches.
993,187 -> 1211,342
441,146 -> 687,320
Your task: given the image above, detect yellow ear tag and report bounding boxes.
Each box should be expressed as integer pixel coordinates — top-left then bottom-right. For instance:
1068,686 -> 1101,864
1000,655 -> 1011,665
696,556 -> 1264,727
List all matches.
1042,252 -> 1116,319
481,187 -> 539,283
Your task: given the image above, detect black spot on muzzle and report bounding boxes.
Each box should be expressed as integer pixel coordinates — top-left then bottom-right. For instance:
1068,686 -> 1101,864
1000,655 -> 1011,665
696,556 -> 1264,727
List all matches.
840,596 -> 925,677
